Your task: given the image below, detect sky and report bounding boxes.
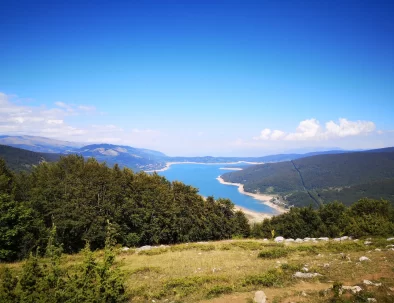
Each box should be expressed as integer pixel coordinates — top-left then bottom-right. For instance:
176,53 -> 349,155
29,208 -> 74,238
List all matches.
1,0 -> 394,156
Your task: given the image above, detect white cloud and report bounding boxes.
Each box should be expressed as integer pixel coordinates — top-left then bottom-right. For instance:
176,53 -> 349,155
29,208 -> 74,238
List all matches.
254,118 -> 376,141
0,92 -> 162,149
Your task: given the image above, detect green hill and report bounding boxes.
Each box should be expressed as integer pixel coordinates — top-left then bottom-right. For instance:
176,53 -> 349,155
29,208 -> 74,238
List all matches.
0,144 -> 61,172
222,148 -> 394,207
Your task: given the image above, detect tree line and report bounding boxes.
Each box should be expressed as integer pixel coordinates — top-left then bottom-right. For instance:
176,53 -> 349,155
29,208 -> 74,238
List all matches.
0,155 -> 250,262
251,199 -> 394,239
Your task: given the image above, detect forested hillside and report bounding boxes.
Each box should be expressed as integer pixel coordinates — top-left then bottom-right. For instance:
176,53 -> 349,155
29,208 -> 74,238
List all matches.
222,149 -> 394,207
0,144 -> 60,172
0,155 -> 249,262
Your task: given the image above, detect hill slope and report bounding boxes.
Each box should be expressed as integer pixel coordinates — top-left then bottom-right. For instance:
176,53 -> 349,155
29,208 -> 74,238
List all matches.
0,144 -> 61,172
222,148 -> 394,207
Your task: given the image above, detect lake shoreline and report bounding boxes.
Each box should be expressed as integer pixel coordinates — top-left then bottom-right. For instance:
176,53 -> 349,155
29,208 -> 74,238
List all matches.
216,176 -> 287,215
145,161 -> 264,173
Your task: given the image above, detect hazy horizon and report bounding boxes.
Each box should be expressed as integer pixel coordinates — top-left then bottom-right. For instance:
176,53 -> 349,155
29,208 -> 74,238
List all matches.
1,0 -> 394,156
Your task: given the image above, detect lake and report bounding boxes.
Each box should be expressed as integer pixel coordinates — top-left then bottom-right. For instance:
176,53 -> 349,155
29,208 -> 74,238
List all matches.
157,163 -> 277,214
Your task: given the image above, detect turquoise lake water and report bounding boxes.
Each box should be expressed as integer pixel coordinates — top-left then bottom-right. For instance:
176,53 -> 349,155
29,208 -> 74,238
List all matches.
157,163 -> 277,214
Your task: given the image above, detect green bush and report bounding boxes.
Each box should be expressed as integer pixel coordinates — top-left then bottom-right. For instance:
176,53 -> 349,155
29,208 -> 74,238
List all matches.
258,247 -> 289,259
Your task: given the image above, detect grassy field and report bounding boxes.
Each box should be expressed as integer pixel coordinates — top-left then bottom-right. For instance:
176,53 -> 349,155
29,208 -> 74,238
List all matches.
3,238 -> 394,302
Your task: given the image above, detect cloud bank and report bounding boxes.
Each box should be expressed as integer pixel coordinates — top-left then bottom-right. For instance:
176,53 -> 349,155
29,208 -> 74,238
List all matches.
253,118 -> 376,141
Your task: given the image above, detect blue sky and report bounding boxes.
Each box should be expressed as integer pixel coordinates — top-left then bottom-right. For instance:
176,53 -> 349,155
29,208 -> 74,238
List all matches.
1,0 -> 394,156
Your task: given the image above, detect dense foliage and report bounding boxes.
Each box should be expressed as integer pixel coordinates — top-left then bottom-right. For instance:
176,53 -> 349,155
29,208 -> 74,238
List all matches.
0,155 -> 249,261
0,224 -> 126,303
222,150 -> 394,207
0,145 -> 60,172
251,199 -> 394,239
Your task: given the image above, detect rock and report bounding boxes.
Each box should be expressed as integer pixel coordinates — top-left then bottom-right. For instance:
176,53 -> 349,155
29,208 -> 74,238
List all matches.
274,236 -> 284,242
121,247 -> 130,251
295,238 -> 303,243
340,236 -> 349,241
301,267 -> 309,272
301,291 -> 307,297
137,245 -> 152,252
254,290 -> 267,303
323,263 -> 330,268
293,272 -> 322,278
263,238 -> 268,241
367,298 -> 377,302
364,241 -> 372,245
318,237 -> 329,241
387,237 -> 394,241
333,238 -> 341,241
363,280 -> 382,287
353,239 -> 359,242
342,286 -> 362,293
359,256 -> 370,262
304,237 -> 311,241
285,238 -> 295,242
375,248 -> 381,251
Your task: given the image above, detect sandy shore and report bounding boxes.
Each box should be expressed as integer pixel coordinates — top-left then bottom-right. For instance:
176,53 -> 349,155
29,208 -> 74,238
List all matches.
233,205 -> 273,223
145,161 -> 263,173
217,176 -> 287,215
219,167 -> 243,171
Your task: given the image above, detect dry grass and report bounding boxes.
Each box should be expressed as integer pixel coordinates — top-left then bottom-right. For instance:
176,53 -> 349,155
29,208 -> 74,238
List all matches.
2,238 -> 394,302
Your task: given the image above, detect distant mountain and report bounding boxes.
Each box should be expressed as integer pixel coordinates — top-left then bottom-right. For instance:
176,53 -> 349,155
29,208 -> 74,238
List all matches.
72,144 -> 166,171
0,135 -> 84,153
0,144 -> 61,172
221,148 -> 394,207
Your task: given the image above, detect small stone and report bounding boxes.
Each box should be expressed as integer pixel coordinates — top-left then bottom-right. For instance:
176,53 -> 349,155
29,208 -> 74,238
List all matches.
324,263 -> 330,267
333,238 -> 341,241
254,290 -> 267,303
121,247 -> 130,251
137,245 -> 152,252
274,236 -> 284,242
367,298 -> 377,302
318,237 -> 329,241
375,248 -> 381,251
363,280 -> 382,287
295,238 -> 303,243
301,291 -> 307,297
359,256 -> 370,262
301,267 -> 309,272
285,238 -> 295,242
342,285 -> 362,293
340,236 -> 349,241
387,237 -> 394,241
293,272 -> 322,278
364,241 -> 372,245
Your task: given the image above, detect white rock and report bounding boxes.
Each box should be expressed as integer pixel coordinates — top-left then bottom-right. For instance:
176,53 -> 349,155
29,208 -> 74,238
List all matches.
375,248 -> 381,251
343,285 -> 362,293
304,237 -> 311,241
364,241 -> 372,245
295,238 -> 303,243
333,238 -> 341,241
263,238 -> 268,241
293,272 -> 322,278
387,237 -> 394,241
137,245 -> 152,251
301,267 -> 309,272
323,263 -> 330,267
353,239 -> 359,242
359,256 -> 370,262
285,238 -> 295,242
318,237 -> 329,241
121,247 -> 130,251
274,236 -> 284,242
301,291 -> 307,297
254,290 -> 267,303
340,236 -> 349,241
363,280 -> 382,286
367,298 -> 377,302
